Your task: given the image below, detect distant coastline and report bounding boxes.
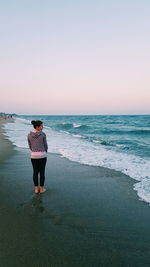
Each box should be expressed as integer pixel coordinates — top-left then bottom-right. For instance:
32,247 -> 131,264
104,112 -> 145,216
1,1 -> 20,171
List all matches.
0,112 -> 17,120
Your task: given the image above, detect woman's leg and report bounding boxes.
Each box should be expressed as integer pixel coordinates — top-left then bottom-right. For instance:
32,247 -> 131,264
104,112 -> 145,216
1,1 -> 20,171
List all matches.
31,159 -> 39,186
39,157 -> 47,187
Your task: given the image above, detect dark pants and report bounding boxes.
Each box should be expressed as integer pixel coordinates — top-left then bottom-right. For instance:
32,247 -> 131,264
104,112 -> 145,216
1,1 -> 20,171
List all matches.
31,158 -> 47,186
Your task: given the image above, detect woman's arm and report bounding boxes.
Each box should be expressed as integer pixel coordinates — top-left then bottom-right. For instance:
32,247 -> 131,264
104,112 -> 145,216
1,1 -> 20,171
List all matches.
27,134 -> 32,150
43,134 -> 48,152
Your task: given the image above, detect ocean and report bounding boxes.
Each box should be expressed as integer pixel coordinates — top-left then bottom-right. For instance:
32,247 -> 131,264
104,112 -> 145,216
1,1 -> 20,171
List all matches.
4,115 -> 150,204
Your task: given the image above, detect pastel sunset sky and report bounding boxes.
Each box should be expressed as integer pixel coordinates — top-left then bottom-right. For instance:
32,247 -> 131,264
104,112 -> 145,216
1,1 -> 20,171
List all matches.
0,0 -> 150,115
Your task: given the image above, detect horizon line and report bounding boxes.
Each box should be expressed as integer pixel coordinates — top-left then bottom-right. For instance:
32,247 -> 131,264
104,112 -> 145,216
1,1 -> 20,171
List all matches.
18,113 -> 150,116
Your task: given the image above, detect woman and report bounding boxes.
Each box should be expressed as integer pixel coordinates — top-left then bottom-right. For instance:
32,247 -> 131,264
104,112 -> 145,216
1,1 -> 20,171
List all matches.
27,120 -> 48,194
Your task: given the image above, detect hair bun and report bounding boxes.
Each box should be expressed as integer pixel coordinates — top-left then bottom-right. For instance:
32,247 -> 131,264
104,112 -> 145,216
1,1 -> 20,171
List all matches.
31,120 -> 43,129
31,120 -> 36,125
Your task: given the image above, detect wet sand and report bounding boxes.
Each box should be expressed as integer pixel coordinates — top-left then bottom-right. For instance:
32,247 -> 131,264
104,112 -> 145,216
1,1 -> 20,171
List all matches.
0,119 -> 15,164
1,121 -> 150,266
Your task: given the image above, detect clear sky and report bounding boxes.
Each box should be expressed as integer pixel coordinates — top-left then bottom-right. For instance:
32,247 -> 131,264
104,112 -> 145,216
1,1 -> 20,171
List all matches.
0,0 -> 150,115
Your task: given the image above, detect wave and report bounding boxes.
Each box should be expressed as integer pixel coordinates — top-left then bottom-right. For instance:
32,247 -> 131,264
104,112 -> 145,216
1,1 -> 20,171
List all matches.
100,140 -> 113,146
56,123 -> 73,130
92,140 -> 112,146
76,125 -> 89,130
97,129 -> 150,135
55,123 -> 89,131
73,123 -> 81,128
128,129 -> 150,135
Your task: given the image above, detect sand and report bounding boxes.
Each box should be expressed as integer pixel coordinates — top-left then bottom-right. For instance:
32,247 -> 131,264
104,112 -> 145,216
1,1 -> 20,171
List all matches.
0,119 -> 15,164
1,120 -> 150,267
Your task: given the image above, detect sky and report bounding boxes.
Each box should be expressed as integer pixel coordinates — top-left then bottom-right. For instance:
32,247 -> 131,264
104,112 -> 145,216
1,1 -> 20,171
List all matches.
0,0 -> 150,115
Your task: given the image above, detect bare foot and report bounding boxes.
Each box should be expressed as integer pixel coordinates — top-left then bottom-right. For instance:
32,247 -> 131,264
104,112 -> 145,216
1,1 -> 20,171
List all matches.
35,186 -> 39,194
40,187 -> 46,194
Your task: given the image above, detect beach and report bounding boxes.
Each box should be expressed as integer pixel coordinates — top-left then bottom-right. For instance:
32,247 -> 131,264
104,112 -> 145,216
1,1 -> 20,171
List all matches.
0,119 -> 15,164
1,120 -> 150,267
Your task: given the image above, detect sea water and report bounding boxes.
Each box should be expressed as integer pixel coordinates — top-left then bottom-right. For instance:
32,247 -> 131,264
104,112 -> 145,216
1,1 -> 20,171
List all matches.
4,115 -> 150,204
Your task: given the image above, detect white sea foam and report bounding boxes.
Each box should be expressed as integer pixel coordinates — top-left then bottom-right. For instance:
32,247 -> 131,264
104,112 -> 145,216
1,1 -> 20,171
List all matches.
3,118 -> 150,205
71,134 -> 83,138
73,123 -> 81,128
92,140 -> 100,144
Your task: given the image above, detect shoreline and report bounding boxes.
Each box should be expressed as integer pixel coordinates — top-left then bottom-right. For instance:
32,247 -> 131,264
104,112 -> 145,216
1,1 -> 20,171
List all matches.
1,121 -> 150,266
0,119 -> 15,165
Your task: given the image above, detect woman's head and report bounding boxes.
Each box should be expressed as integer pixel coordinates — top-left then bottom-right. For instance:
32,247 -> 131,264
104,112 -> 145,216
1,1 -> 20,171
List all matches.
31,120 -> 43,130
